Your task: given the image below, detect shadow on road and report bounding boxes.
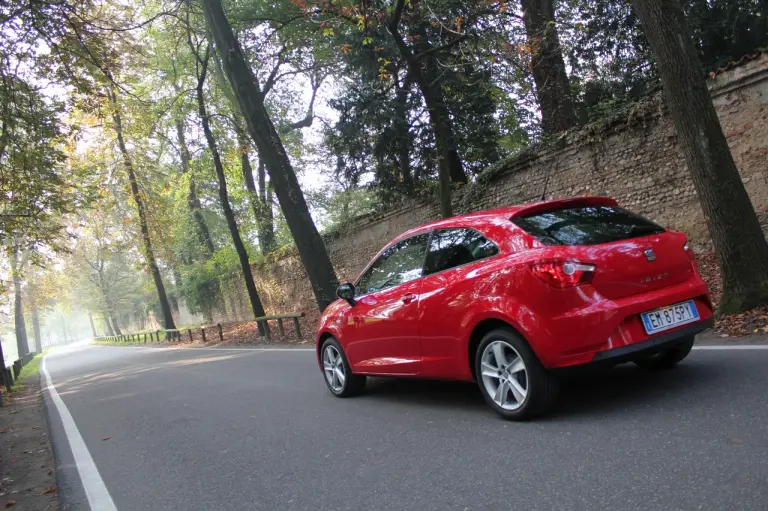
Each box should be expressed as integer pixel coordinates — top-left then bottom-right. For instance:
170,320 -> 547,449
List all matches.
359,360 -> 719,420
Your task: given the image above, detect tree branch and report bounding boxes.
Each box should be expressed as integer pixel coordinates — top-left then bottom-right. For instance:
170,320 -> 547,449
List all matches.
414,34 -> 468,61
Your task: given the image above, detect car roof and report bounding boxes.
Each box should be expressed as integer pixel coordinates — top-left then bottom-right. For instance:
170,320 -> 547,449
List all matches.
394,196 -> 618,242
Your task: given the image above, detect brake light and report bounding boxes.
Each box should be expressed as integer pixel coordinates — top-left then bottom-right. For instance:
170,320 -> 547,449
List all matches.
531,261 -> 596,288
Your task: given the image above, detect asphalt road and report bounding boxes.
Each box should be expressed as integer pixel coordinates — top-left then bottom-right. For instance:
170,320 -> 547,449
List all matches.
42,343 -> 768,511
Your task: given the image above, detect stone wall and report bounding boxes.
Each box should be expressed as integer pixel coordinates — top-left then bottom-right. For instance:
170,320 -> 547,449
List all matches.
211,53 -> 768,333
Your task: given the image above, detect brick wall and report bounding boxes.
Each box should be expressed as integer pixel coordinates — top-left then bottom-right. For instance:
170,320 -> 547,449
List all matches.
211,53 -> 768,333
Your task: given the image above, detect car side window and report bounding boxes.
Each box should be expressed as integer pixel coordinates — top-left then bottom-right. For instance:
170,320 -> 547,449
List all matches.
423,228 -> 499,276
356,234 -> 430,296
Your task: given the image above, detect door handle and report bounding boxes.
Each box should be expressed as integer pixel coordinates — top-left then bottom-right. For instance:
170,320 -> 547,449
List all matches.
402,293 -> 416,304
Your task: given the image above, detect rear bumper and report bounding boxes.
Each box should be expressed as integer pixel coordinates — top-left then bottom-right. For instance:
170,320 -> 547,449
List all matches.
591,317 -> 712,363
524,275 -> 713,369
551,318 -> 712,375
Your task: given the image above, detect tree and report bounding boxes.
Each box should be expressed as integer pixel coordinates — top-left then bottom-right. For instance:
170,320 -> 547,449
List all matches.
210,55 -> 276,255
561,0 -> 768,120
387,0 -> 468,217
201,0 -> 340,311
8,243 -> 30,357
168,61 -> 217,259
0,71 -> 87,251
107,88 -> 177,330
629,0 -> 768,313
185,19 -> 268,333
520,0 -> 576,134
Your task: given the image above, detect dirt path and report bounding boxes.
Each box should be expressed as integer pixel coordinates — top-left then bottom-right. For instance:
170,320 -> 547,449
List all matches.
1,371 -> 59,510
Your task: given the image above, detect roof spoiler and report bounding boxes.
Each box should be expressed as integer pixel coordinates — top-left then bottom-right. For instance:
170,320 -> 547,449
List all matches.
509,196 -> 619,218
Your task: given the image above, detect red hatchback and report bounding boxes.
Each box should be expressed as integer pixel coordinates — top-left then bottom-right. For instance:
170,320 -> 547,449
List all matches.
316,197 -> 713,420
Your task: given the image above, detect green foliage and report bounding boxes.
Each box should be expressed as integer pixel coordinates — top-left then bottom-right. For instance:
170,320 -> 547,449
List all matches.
179,262 -> 221,317
561,0 -> 768,120
0,73 -> 93,251
309,186 -> 379,233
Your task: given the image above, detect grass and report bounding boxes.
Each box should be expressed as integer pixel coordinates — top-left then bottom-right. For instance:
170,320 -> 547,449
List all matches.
93,338 -> 149,346
10,352 -> 43,393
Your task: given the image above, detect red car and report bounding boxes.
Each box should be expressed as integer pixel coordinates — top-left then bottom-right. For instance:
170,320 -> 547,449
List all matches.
316,197 -> 713,420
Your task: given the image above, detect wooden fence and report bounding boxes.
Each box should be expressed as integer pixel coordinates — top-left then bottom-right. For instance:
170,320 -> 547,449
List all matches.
94,312 -> 305,345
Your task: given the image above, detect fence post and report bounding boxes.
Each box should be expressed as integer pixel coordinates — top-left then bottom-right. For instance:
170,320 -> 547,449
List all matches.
201,327 -> 207,343
2,368 -> 12,393
217,323 -> 223,343
144,333 -> 147,344
188,329 -> 193,342
277,318 -> 285,338
292,317 -> 303,341
156,330 -> 161,343
13,360 -> 22,379
261,321 -> 271,342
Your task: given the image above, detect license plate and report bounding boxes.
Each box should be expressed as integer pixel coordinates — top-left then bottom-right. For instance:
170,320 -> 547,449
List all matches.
641,300 -> 700,335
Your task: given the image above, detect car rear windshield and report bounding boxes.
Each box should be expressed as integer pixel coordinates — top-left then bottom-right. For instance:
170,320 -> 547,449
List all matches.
512,205 -> 666,246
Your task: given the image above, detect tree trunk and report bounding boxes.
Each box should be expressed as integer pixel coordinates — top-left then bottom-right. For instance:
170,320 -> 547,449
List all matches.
388,0 -> 467,217
60,314 -> 68,343
31,307 -> 42,353
521,0 -> 576,135
12,270 -> 29,357
9,245 -> 29,357
170,264 -> 182,313
103,313 -> 115,336
108,89 -> 176,331
192,49 -> 268,333
630,0 -> 768,313
103,292 -> 123,336
415,67 -> 459,217
176,118 -> 216,257
201,0 -> 339,311
87,312 -> 97,339
394,71 -> 413,189
239,133 -> 276,255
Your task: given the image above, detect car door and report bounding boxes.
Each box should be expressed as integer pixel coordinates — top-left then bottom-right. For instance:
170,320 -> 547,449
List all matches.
416,228 -> 501,378
342,233 -> 431,375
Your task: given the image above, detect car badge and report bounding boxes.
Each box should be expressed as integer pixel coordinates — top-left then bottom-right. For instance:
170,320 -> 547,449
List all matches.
644,248 -> 656,262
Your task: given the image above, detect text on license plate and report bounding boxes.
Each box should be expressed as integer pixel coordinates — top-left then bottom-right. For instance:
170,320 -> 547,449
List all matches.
641,300 -> 700,335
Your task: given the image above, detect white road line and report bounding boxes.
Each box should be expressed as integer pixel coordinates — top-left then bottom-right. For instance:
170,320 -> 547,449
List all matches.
41,356 -> 118,511
693,345 -> 768,350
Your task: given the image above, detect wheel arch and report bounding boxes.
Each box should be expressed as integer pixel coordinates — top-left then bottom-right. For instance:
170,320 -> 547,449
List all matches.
317,331 -> 335,364
467,317 -> 529,381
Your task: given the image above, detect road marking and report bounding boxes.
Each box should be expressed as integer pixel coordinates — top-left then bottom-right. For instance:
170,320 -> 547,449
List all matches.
693,345 -> 768,350
41,356 -> 118,511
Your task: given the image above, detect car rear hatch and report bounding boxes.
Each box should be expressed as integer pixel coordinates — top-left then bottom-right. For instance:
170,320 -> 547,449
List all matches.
512,199 -> 694,300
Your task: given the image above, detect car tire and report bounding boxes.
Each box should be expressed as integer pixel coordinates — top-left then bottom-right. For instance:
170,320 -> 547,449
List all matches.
320,337 -> 366,397
474,328 -> 559,421
633,336 -> 695,370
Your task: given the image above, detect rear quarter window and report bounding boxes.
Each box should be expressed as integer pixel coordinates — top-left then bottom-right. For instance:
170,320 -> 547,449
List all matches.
513,205 -> 665,246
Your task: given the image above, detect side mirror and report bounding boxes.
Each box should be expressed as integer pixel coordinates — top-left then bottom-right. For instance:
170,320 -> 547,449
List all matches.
336,282 -> 356,306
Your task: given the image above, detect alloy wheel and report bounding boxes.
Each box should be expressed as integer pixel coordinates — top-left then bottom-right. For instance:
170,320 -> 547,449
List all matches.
323,345 -> 346,392
480,340 -> 529,410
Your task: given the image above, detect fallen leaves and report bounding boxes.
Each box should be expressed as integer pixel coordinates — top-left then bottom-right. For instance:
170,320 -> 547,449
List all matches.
40,488 -> 56,495
102,436 -> 111,441
3,501 -> 16,508
696,251 -> 768,337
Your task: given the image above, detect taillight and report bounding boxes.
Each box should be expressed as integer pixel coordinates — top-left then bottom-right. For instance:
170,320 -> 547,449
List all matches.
531,261 -> 596,288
